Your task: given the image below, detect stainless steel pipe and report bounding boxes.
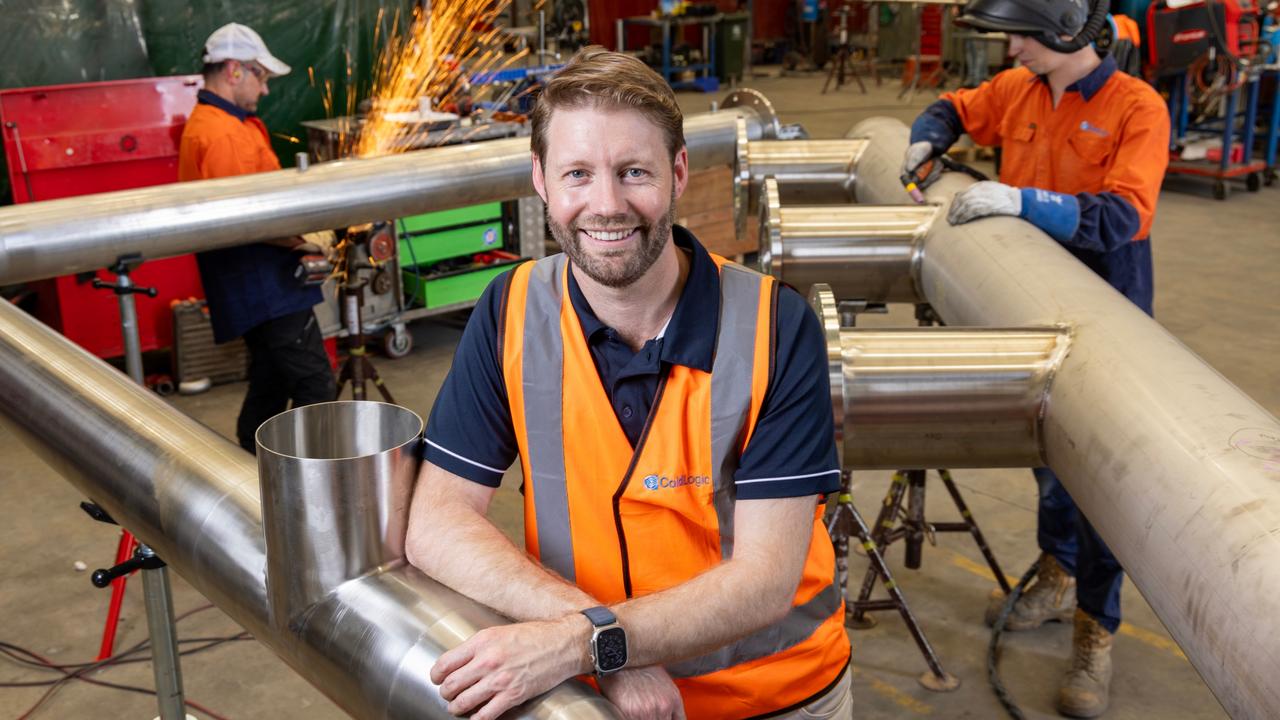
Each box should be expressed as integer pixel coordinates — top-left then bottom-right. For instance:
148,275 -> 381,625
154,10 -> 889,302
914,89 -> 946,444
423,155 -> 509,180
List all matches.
850,117 -> 1280,720
0,298 -> 618,720
0,107 -> 771,286
810,284 -> 1068,470
257,402 -> 423,631
733,117 -> 868,237
759,177 -> 938,304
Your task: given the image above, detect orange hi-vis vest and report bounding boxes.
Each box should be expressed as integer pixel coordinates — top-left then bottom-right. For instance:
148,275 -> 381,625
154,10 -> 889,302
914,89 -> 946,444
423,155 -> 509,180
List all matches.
501,253 -> 850,719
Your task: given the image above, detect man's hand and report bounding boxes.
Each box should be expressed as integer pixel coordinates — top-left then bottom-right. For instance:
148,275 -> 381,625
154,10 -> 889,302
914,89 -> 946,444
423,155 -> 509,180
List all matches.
947,181 -> 1022,225
599,666 -> 686,720
901,140 -> 943,190
431,616 -> 589,720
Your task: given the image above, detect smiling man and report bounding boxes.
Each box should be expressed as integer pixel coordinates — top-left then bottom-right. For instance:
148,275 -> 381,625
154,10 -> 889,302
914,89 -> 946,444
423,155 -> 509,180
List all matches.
404,47 -> 851,720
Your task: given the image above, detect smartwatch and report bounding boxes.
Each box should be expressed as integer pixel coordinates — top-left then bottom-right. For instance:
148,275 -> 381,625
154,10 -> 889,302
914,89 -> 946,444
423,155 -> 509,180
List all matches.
580,606 -> 628,675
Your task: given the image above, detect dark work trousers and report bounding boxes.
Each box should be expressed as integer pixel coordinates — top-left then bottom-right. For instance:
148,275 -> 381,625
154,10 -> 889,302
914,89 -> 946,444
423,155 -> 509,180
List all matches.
1034,467 -> 1124,633
236,309 -> 336,453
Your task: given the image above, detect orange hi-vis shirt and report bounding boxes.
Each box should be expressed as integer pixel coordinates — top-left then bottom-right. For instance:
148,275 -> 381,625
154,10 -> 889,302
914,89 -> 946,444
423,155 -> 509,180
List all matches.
178,102 -> 279,181
940,62 -> 1169,240
177,93 -> 321,343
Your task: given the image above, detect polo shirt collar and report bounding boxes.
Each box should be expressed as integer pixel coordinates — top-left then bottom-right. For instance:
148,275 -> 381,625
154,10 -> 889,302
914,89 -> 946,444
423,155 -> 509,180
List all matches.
1032,53 -> 1116,102
567,224 -> 718,373
197,88 -> 253,122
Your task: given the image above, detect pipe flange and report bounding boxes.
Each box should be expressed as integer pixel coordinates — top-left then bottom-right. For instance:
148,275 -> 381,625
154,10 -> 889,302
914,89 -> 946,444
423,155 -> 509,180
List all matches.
757,177 -> 784,281
733,117 -> 752,242
807,283 -> 846,469
721,88 -> 781,139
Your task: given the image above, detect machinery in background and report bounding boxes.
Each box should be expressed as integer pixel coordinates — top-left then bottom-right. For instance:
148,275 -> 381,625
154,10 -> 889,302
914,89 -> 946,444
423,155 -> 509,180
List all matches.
546,0 -> 590,53
1146,0 -> 1279,197
301,111 -> 539,359
0,76 -> 206,360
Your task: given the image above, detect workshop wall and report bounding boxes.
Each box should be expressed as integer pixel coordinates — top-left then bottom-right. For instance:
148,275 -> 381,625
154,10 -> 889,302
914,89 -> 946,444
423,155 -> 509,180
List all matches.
0,0 -> 413,206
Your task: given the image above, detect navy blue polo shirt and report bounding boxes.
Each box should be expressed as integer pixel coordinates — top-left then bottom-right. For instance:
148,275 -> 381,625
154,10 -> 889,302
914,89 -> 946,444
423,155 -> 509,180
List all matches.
190,90 -> 323,343
421,226 -> 840,500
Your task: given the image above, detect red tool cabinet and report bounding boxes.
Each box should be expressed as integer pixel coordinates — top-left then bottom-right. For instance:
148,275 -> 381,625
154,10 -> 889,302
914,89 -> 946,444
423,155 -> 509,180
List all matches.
0,76 -> 207,358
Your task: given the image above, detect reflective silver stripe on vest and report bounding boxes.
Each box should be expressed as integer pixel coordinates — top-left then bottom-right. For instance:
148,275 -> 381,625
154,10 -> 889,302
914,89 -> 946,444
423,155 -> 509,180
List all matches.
666,581 -> 843,678
521,255 -> 575,582
709,263 -> 767,561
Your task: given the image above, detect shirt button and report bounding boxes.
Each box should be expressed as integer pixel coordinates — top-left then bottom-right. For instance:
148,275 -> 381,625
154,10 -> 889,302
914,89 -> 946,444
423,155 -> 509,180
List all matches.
621,405 -> 633,419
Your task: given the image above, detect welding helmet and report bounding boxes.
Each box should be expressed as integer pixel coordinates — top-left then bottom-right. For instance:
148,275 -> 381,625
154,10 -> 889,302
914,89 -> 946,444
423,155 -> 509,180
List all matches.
957,0 -> 1100,52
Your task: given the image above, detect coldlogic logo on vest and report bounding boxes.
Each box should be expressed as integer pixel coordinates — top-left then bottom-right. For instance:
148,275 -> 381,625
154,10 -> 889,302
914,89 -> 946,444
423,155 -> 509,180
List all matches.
643,474 -> 711,491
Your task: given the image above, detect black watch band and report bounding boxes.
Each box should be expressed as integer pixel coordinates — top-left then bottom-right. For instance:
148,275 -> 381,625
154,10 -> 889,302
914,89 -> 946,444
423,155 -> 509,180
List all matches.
581,605 -> 617,627
580,605 -> 628,675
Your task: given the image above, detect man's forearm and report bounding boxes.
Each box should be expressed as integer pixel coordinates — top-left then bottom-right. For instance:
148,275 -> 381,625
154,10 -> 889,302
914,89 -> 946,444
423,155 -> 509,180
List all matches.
612,554 -> 797,668
608,497 -> 818,668
407,499 -> 595,622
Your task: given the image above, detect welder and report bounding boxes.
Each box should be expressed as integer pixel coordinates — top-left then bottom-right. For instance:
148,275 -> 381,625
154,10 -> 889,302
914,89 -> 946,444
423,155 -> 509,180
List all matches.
901,0 -> 1169,716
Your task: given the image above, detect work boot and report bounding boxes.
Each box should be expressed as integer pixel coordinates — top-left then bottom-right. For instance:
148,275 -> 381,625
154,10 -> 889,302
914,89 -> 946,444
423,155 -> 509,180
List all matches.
1056,609 -> 1114,718
984,553 -> 1076,630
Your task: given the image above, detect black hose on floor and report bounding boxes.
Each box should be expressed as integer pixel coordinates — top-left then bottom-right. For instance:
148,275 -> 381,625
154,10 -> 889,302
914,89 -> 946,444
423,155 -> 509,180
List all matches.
987,559 -> 1041,720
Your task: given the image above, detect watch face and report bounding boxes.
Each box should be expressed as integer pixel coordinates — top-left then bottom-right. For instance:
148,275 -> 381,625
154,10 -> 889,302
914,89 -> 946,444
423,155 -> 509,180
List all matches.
596,627 -> 628,672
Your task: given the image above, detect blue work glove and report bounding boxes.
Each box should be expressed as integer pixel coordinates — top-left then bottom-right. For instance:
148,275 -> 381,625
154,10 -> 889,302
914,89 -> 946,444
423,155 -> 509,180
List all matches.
947,183 -> 1080,244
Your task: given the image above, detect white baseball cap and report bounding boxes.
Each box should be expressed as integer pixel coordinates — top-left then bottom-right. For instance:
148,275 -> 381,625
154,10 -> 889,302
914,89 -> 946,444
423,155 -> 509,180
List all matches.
202,23 -> 291,77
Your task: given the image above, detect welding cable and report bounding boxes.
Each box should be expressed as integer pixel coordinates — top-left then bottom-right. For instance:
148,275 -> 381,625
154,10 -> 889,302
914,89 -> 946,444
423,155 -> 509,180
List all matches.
986,559 -> 1042,720
1203,0 -> 1250,68
3,638 -> 241,720
0,603 -> 244,720
939,155 -> 991,183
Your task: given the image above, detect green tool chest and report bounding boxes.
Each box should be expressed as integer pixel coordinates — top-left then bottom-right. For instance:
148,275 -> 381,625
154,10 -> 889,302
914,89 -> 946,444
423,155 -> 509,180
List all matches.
397,202 -> 505,266
402,262 -> 517,310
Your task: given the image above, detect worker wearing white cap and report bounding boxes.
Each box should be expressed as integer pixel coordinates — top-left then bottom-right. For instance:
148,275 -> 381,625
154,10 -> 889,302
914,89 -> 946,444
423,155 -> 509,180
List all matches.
196,22 -> 291,114
179,22 -> 335,453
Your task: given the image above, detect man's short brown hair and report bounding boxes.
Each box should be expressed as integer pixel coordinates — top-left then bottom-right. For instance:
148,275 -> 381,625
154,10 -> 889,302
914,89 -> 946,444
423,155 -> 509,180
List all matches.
530,46 -> 685,165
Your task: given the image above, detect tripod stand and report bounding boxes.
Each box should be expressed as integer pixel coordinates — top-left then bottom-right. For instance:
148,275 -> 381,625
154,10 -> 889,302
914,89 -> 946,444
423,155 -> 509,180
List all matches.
827,469 -> 960,690
822,3 -> 867,94
332,225 -> 398,403
88,256 -> 188,719
842,304 -> 1010,686
335,279 -> 396,403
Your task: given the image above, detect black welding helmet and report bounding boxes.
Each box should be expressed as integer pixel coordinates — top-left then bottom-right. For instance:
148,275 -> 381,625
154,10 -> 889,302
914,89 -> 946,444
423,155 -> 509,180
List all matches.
957,0 -> 1105,53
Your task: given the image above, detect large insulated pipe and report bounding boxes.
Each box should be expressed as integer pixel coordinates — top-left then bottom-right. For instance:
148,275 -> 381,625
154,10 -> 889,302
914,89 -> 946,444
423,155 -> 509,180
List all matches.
0,107 -> 772,286
0,298 -> 618,720
850,117 -> 1280,720
733,117 -> 867,237
809,284 -> 1069,469
758,177 -> 938,304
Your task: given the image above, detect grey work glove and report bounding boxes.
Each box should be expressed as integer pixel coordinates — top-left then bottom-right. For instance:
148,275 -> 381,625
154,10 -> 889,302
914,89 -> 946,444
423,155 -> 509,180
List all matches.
901,140 -> 943,190
295,229 -> 337,258
947,181 -> 1022,225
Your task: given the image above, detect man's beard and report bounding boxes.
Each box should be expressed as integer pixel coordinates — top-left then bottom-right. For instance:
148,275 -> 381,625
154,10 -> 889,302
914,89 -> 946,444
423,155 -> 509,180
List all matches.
548,189 -> 677,289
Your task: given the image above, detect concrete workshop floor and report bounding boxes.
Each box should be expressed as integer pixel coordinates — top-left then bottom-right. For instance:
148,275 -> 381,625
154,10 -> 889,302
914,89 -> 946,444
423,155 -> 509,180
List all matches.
2,68 -> 1277,720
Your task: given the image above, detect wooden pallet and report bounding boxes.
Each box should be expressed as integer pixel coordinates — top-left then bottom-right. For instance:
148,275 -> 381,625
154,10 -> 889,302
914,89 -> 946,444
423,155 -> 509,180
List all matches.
172,300 -> 248,385
676,165 -> 758,259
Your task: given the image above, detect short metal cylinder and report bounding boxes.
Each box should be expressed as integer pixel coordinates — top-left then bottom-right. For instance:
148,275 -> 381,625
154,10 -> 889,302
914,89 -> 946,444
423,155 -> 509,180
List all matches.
257,401 -> 423,628
733,120 -> 867,238
760,178 -> 938,303
811,284 -> 1069,469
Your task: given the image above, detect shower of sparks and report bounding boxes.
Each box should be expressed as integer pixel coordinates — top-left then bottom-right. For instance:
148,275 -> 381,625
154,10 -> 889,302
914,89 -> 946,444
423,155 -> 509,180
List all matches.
311,0 -> 533,161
